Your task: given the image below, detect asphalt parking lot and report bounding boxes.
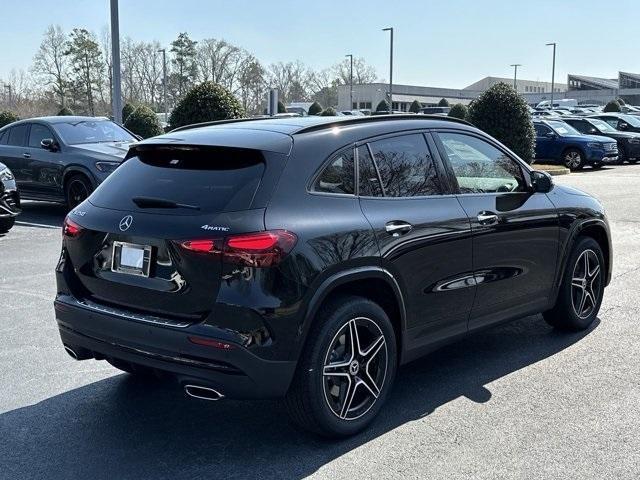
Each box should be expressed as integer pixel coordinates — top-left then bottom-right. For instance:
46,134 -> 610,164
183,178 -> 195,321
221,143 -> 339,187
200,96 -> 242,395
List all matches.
1,166 -> 639,480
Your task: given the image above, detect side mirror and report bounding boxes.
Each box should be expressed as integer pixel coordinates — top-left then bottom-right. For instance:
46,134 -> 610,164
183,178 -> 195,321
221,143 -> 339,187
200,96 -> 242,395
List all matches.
545,132 -> 556,139
531,170 -> 553,193
589,129 -> 599,134
40,138 -> 59,151
619,123 -> 629,130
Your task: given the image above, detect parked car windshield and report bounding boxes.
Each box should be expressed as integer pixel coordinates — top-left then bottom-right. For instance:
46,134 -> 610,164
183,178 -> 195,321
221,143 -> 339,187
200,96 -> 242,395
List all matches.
619,114 -> 640,127
589,119 -> 618,133
53,120 -> 136,145
547,121 -> 580,136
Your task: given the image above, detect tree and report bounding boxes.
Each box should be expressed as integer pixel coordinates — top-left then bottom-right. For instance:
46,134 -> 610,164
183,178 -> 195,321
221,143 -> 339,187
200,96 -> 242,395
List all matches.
268,61 -> 310,104
237,56 -> 267,116
169,81 -> 243,129
320,107 -> 337,116
170,33 -> 198,99
332,57 -> 377,85
57,106 -> 74,116
604,100 -> 621,112
376,99 -> 389,112
438,98 -> 450,107
308,101 -> 323,115
467,82 -> 535,163
122,102 -> 137,122
409,100 -> 421,113
277,100 -> 286,113
124,104 -> 163,138
64,28 -> 105,115
32,25 -> 69,108
448,103 -> 468,120
0,111 -> 19,128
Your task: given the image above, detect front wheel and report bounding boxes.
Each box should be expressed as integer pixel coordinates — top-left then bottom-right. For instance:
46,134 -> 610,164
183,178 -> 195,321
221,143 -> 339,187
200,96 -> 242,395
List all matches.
563,148 -> 584,170
544,237 -> 605,331
65,174 -> 93,210
285,295 -> 397,437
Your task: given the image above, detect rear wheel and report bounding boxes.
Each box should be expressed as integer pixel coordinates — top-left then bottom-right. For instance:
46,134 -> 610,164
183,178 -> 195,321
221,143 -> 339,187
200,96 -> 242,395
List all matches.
544,237 -> 605,331
563,148 -> 584,170
65,174 -> 93,210
0,217 -> 15,233
285,295 -> 397,437
591,162 -> 603,170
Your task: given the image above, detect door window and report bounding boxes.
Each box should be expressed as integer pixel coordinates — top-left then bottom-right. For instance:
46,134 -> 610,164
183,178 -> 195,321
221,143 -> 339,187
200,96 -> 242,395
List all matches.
357,146 -> 383,197
534,124 -> 551,136
367,134 -> 442,197
313,148 -> 355,195
437,132 -> 526,194
7,124 -> 28,146
0,130 -> 7,145
28,124 -> 54,148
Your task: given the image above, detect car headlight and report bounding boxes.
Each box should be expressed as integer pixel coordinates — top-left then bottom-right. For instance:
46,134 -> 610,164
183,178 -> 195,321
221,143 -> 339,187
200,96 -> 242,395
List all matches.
628,137 -> 640,144
0,167 -> 14,181
95,161 -> 120,174
587,142 -> 603,149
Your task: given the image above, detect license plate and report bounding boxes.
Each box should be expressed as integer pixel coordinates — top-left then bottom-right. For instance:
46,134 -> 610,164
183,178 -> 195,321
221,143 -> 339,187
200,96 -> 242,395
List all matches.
111,241 -> 152,277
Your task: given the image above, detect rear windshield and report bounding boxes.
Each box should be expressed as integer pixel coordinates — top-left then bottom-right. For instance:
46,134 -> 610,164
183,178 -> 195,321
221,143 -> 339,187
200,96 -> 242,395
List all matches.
89,146 -> 265,214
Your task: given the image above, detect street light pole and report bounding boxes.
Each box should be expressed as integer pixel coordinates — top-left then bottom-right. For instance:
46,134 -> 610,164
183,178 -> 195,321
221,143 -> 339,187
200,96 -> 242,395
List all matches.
158,48 -> 168,123
110,0 -> 123,123
345,54 -> 353,110
3,85 -> 12,108
382,27 -> 393,113
546,42 -> 557,108
510,64 -> 522,91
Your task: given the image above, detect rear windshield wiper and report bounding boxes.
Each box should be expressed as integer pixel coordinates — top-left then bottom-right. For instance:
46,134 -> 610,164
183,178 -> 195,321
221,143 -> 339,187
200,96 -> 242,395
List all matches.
132,196 -> 200,210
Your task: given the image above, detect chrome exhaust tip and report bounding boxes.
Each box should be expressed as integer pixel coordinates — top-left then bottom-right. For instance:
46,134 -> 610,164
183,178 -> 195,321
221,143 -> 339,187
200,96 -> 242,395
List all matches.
63,344 -> 93,361
184,384 -> 224,401
64,345 -> 79,360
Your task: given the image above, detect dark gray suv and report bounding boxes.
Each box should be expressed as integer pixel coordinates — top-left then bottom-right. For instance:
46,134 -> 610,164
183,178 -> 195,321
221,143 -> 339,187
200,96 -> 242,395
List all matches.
0,116 -> 138,209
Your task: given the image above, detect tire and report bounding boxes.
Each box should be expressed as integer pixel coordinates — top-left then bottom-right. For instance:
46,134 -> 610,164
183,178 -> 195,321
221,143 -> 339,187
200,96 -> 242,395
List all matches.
0,217 -> 15,233
543,237 -> 605,331
65,173 -> 93,210
629,159 -> 639,164
563,148 -> 584,170
617,144 -> 627,165
285,295 -> 397,437
591,163 -> 603,170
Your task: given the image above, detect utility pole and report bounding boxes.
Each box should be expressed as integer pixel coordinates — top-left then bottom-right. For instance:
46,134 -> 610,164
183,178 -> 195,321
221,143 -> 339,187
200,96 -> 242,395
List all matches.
345,54 -> 353,110
546,42 -> 557,109
510,64 -> 522,91
158,48 -> 168,123
382,27 -> 394,113
3,85 -> 12,108
110,0 -> 123,123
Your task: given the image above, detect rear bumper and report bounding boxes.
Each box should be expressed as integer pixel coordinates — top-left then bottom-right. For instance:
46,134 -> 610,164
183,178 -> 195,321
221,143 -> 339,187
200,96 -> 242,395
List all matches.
54,294 -> 297,399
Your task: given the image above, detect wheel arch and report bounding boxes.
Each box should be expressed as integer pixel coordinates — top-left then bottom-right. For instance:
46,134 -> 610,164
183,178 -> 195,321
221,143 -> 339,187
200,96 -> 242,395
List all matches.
297,267 -> 407,363
62,165 -> 98,190
561,144 -> 586,159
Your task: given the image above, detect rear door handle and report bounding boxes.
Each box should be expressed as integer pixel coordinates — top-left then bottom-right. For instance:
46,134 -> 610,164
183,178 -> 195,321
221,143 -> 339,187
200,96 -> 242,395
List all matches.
23,152 -> 31,158
477,211 -> 499,225
385,221 -> 413,236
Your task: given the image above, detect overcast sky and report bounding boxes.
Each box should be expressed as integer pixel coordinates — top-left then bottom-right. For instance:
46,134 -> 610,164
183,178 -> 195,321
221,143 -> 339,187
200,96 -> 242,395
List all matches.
1,0 -> 639,88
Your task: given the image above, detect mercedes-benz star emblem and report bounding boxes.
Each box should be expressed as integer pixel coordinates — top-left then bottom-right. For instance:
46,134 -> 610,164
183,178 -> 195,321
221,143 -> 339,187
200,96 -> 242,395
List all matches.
119,215 -> 133,232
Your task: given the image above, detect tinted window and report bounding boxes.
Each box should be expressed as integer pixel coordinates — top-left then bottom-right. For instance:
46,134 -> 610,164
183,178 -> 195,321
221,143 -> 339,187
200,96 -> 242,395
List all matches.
7,124 -> 28,146
357,146 -> 383,197
368,134 -> 442,197
437,132 -> 525,194
0,130 -> 6,145
53,120 -> 135,145
28,124 -> 54,148
534,124 -> 551,136
565,120 -> 590,134
313,149 -> 354,195
90,147 -> 265,214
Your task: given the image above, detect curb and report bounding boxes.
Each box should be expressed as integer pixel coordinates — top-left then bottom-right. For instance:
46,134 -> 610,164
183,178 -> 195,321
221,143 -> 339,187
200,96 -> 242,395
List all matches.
532,164 -> 570,176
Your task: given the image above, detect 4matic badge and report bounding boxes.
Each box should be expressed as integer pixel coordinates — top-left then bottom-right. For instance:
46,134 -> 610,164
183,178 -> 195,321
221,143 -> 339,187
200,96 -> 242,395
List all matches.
201,225 -> 230,232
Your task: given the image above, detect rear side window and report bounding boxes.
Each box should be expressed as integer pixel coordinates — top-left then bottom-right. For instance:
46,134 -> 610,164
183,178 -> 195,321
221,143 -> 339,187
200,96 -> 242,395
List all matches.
313,148 -> 354,195
7,124 -> 28,146
90,146 -> 266,214
368,134 -> 442,197
357,146 -> 383,197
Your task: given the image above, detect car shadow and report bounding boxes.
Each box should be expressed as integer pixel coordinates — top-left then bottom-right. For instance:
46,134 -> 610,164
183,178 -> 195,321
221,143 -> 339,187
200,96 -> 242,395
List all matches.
13,201 -> 67,229
0,315 -> 598,479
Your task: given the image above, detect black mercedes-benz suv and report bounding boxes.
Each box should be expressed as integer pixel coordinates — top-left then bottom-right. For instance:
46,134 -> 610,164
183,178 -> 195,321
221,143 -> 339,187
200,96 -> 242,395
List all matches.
54,115 -> 612,437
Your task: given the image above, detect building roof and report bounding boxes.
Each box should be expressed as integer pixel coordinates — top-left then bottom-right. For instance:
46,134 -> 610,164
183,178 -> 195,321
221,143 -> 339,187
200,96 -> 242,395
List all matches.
568,74 -> 619,90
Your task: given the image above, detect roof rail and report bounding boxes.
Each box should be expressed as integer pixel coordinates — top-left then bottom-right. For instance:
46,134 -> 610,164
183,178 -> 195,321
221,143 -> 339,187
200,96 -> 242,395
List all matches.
170,117 -> 280,133
291,114 -> 474,135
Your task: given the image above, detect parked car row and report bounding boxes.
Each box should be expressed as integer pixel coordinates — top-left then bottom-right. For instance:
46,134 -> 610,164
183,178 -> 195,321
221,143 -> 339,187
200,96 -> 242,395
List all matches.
534,113 -> 640,170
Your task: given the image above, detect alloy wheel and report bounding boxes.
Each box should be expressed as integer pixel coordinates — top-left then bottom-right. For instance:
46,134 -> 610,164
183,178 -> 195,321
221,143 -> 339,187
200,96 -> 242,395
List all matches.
67,179 -> 89,208
571,249 -> 601,319
565,151 -> 582,169
322,317 -> 388,421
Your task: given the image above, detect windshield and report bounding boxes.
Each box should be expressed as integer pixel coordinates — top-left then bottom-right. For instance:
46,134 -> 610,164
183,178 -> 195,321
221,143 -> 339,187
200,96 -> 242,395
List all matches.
547,121 -> 580,136
619,114 -> 640,127
54,120 -> 136,145
589,119 -> 617,133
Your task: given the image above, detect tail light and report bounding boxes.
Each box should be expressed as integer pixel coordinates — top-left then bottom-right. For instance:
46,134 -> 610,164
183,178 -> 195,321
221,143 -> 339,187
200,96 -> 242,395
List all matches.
63,216 -> 83,237
180,230 -> 297,267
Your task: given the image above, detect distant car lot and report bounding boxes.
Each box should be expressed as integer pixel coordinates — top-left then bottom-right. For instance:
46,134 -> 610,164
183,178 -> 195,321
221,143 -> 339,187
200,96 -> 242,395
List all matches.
1,166 -> 639,479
